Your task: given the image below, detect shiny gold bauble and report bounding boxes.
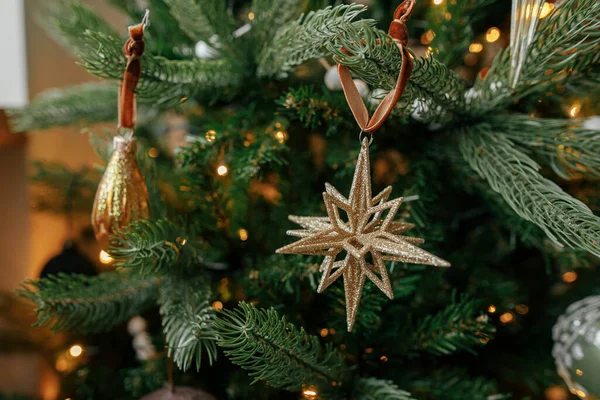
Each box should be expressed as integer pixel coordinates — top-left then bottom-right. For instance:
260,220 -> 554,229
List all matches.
91,134 -> 150,244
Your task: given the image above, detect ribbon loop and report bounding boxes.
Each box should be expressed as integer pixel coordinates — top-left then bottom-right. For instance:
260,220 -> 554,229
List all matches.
118,18 -> 147,129
338,0 -> 415,134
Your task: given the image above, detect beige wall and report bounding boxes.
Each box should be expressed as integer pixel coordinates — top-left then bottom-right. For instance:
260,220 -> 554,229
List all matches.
0,1 -> 126,398
25,0 -> 125,281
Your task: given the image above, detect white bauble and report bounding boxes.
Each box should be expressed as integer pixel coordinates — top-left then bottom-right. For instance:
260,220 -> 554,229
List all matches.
368,88 -> 389,106
583,116 -> 600,131
127,316 -> 147,335
553,295 -> 600,399
195,41 -> 218,60
324,67 -> 342,91
353,79 -> 370,99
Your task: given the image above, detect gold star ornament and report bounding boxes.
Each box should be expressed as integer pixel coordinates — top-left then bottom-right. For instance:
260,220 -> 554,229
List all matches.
276,139 -> 450,331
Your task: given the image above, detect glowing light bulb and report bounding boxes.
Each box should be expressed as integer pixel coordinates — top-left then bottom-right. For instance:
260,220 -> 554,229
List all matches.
217,165 -> 228,176
320,328 -> 329,337
248,12 -> 255,20
238,228 -> 248,241
274,130 -> 287,144
420,30 -> 435,45
485,27 -> 501,43
469,42 -> 484,53
499,312 -> 514,324
568,103 -> 581,118
562,271 -> 578,283
205,129 -> 216,142
487,305 -> 497,313
99,250 -> 112,264
69,345 -> 83,357
148,147 -> 159,158
539,2 -> 554,19
212,301 -> 223,311
303,389 -> 317,398
433,0 -> 443,5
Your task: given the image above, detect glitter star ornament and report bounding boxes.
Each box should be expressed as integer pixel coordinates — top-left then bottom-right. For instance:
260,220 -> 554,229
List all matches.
277,139 -> 450,331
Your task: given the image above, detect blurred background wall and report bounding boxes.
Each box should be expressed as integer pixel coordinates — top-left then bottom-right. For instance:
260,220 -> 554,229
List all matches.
0,1 -> 124,398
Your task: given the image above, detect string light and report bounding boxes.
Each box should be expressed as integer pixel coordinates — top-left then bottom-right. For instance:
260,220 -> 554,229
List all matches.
568,103 -> 582,118
364,348 -> 373,354
576,369 -> 583,376
148,147 -> 159,158
248,12 -> 255,20
499,312 -> 514,324
515,304 -> 529,315
238,228 -> 249,241
433,0 -> 443,5
545,385 -> 568,400
485,27 -> 501,43
302,388 -> 318,398
320,328 -> 329,337
212,301 -> 223,311
562,271 -> 578,283
217,165 -> 229,176
69,345 -> 83,357
380,355 -> 388,362
469,42 -> 484,53
487,304 -> 497,313
205,129 -> 216,142
99,250 -> 112,264
539,2 -> 554,19
274,130 -> 287,144
420,30 -> 435,45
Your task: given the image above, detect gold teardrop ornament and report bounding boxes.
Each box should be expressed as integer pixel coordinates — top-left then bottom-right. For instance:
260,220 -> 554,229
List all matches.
91,134 -> 150,244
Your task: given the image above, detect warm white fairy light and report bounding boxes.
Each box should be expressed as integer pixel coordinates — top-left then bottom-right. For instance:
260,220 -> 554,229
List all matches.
217,165 -> 228,176
99,250 -> 112,264
69,344 -> 83,357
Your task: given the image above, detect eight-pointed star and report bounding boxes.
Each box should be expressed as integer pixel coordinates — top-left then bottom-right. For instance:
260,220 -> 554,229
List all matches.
277,140 -> 450,331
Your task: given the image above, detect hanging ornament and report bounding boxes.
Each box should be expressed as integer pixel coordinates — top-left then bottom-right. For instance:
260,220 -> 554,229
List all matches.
509,0 -> 545,88
277,0 -> 449,332
91,15 -> 150,244
553,296 -> 600,399
39,240 -> 97,278
141,387 -> 216,400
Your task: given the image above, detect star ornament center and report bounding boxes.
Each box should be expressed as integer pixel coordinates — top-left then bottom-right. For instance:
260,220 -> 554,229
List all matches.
276,140 -> 450,331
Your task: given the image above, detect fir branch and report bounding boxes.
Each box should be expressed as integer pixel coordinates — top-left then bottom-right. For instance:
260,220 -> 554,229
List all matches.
259,3 -> 464,120
408,369 -> 510,400
8,82 -> 118,132
250,0 -> 306,61
163,0 -> 236,45
412,295 -> 494,356
245,255 -> 321,299
257,4 -> 366,78
354,378 -> 414,400
471,0 -> 600,113
490,115 -> 600,180
159,276 -> 218,372
78,30 -> 242,105
214,302 -> 347,392
459,124 -> 600,258
278,86 -> 351,134
17,272 -> 158,333
109,219 -> 201,276
45,0 -> 118,56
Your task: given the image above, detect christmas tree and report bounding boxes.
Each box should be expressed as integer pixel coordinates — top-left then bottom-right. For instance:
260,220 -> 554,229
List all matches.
8,0 -> 600,399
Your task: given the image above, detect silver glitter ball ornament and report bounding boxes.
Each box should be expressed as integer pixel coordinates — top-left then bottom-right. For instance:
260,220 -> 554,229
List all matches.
553,295 -> 600,399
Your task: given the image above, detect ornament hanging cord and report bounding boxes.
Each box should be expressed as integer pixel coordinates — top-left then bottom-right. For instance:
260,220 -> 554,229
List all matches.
337,0 -> 414,136
118,10 -> 149,131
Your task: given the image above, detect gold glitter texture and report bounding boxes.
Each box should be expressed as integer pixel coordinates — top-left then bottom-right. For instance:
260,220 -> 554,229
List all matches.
277,139 -> 450,331
92,134 -> 150,244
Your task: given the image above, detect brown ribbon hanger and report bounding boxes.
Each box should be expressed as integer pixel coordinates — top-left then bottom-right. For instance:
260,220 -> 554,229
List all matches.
118,11 -> 149,130
337,0 -> 415,134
